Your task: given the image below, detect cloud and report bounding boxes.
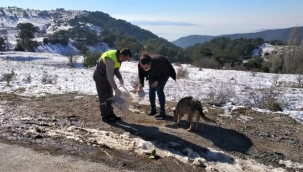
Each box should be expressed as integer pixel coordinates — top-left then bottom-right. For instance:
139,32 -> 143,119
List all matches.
131,20 -> 198,26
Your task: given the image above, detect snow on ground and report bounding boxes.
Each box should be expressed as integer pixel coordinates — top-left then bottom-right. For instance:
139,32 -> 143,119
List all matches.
88,42 -> 111,53
0,8 -> 52,29
252,43 -> 281,56
2,107 -> 303,172
1,51 -> 303,171
0,51 -> 302,121
259,43 -> 277,56
46,22 -> 73,35
0,8 -> 92,46
84,23 -> 101,35
2,108 -> 300,172
35,43 -> 79,55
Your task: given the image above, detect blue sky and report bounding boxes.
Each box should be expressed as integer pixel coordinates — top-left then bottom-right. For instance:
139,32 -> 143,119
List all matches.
2,0 -> 303,41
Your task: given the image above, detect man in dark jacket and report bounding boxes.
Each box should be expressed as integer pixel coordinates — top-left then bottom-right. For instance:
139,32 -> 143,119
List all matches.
137,52 -> 176,120
93,48 -> 132,123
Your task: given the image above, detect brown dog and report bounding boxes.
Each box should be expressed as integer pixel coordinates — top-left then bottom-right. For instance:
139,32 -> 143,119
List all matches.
173,96 -> 216,131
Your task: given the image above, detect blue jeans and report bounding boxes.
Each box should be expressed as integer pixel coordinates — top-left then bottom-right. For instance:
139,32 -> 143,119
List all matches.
149,77 -> 168,111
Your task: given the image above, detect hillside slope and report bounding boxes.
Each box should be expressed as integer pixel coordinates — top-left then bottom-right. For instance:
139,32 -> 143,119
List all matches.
172,26 -> 303,48
0,6 -> 178,51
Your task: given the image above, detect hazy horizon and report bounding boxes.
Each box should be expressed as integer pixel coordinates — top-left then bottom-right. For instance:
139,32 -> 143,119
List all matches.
1,0 -> 303,41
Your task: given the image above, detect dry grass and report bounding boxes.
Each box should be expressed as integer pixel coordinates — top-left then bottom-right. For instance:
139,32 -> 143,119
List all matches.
271,75 -> 280,87
0,71 -> 15,86
250,69 -> 257,77
22,73 -> 32,83
192,58 -> 221,69
296,74 -> 303,88
41,72 -> 57,85
176,66 -> 189,79
206,82 -> 235,105
244,86 -> 284,111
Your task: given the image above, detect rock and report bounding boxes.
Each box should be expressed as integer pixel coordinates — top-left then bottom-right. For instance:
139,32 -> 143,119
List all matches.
129,108 -> 143,114
0,109 -> 4,115
74,96 -> 84,99
193,158 -> 207,167
36,127 -> 42,133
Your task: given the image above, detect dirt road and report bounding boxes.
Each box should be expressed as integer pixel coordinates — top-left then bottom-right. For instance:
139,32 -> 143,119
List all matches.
0,142 -> 127,172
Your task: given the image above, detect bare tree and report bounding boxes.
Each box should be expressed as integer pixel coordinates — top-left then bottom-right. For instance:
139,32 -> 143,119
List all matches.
5,36 -> 9,51
296,74 -> 303,88
282,26 -> 303,74
62,48 -> 78,68
271,75 -> 280,87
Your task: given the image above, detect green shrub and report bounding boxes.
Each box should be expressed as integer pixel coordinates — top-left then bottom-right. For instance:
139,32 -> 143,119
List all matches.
43,38 -> 49,45
83,52 -> 102,68
261,61 -> 272,73
14,43 -> 25,51
80,46 -> 89,55
50,39 -> 68,46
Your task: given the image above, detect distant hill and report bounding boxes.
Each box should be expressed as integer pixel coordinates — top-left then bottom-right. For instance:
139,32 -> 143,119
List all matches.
172,26 -> 303,48
0,6 -> 178,50
171,35 -> 214,49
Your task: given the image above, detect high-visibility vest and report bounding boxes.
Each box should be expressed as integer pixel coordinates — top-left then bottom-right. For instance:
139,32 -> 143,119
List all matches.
100,50 -> 121,68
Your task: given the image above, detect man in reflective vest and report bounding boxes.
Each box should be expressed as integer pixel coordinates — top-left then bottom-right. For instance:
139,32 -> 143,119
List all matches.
93,48 -> 132,123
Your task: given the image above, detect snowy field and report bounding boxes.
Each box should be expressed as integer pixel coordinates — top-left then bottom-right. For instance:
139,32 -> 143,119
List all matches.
1,50 -> 302,123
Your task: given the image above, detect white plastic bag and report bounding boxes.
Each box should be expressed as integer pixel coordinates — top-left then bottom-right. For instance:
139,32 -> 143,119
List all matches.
137,91 -> 145,98
113,86 -> 132,113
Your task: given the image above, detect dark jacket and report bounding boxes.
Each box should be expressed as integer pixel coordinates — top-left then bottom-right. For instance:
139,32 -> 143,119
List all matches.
138,54 -> 176,87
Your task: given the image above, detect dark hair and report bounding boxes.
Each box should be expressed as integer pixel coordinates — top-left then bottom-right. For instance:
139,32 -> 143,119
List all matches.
119,48 -> 132,57
140,52 -> 151,65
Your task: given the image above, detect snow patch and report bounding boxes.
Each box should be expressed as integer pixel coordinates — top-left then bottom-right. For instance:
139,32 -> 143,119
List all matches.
0,108 -> 4,115
279,160 -> 303,170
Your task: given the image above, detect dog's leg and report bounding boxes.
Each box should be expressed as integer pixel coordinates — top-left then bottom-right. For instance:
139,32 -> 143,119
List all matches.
177,113 -> 183,125
187,112 -> 194,131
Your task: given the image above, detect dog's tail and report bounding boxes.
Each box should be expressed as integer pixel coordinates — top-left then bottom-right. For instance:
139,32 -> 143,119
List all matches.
196,105 -> 216,124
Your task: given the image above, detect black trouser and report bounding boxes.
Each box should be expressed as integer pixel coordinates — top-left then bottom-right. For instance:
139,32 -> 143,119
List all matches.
148,76 -> 169,112
93,72 -> 113,118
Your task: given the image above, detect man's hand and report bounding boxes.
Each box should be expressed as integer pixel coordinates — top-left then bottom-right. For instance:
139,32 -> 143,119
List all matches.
137,84 -> 143,92
114,88 -> 121,97
151,81 -> 158,87
119,79 -> 124,86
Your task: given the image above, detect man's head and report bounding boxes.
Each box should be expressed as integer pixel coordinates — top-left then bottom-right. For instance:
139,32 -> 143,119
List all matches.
139,52 -> 151,71
118,48 -> 132,62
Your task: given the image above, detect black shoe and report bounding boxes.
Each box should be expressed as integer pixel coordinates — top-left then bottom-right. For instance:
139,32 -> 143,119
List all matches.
109,114 -> 121,121
101,116 -> 115,123
154,111 -> 167,120
147,109 -> 157,116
